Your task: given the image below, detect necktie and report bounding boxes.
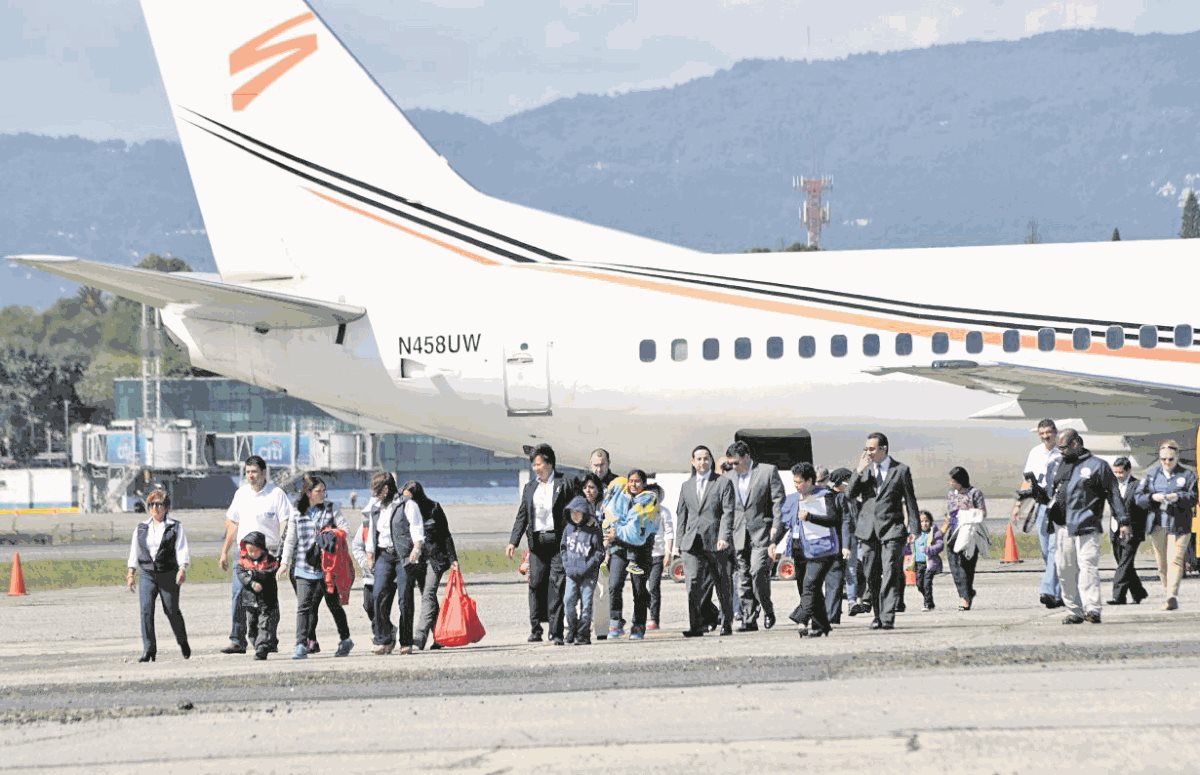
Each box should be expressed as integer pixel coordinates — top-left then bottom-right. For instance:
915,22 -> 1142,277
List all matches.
875,464 -> 883,486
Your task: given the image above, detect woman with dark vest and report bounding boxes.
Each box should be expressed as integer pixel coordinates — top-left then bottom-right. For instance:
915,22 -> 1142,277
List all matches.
398,480 -> 459,651
125,487 -> 191,662
365,472 -> 425,655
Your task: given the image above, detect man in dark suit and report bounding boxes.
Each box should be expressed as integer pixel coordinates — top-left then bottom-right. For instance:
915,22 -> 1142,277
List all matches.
1108,456 -> 1148,605
675,445 -> 736,637
724,440 -> 786,632
850,432 -> 919,630
506,443 -> 571,644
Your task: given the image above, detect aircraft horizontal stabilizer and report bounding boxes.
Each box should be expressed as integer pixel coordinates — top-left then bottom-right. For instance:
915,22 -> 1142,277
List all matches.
8,255 -> 364,329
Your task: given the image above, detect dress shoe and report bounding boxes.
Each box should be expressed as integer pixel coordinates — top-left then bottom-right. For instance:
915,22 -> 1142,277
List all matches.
180,642 -> 191,660
894,603 -> 906,613
719,626 -> 733,636
527,633 -> 543,643
1164,597 -> 1179,611
682,629 -> 705,638
848,602 -> 870,617
763,613 -> 776,630
138,652 -> 156,663
736,621 -> 759,633
1106,598 -> 1127,606
552,637 -> 565,646
1039,593 -> 1057,609
797,627 -> 810,638
254,648 -> 269,660
1062,614 -> 1084,625
881,622 -> 895,630
1131,595 -> 1146,605
1083,611 -> 1102,624
869,620 -> 882,630
220,643 -> 246,655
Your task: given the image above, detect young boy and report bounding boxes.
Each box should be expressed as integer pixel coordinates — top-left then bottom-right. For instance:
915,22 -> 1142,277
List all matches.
560,495 -> 604,645
236,530 -> 281,660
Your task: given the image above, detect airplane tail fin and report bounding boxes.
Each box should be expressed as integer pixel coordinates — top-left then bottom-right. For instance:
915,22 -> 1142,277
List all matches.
139,0 -> 475,281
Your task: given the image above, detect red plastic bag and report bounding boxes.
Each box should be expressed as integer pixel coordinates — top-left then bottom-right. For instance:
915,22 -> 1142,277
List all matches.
433,567 -> 486,647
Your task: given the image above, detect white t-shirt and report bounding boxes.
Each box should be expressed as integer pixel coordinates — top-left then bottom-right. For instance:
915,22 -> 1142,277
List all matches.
127,518 -> 190,570
375,499 -> 424,549
226,482 -> 296,551
1023,443 -> 1061,488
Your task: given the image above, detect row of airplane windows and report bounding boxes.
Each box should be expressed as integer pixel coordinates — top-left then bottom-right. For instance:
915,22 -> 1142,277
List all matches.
639,324 -> 1196,363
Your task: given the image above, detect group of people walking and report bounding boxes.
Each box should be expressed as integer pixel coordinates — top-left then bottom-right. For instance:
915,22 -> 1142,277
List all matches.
127,423 -> 1197,659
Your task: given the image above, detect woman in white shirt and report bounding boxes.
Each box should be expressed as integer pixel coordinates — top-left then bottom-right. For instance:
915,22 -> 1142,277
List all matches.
365,472 -> 425,655
125,488 -> 191,662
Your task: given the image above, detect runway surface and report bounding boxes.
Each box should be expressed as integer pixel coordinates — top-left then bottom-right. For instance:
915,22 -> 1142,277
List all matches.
2,558 -> 1199,772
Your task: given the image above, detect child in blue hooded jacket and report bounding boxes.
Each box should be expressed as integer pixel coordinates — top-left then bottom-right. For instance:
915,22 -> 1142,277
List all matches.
560,495 -> 604,645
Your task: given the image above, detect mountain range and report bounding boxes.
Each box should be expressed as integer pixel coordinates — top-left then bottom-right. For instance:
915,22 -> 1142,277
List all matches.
3,27 -> 1199,310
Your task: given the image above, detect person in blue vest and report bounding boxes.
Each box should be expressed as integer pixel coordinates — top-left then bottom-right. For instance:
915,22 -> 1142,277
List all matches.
125,487 -> 191,662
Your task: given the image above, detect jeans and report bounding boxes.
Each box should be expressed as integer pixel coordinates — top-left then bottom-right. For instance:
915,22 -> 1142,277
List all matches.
844,535 -> 859,601
138,569 -> 188,656
608,543 -> 652,633
403,562 -> 447,649
564,574 -> 597,641
229,567 -> 249,647
1036,506 -> 1061,599
372,549 -> 408,646
914,561 -> 935,608
648,556 -> 665,623
294,576 -> 325,646
1055,526 -> 1101,617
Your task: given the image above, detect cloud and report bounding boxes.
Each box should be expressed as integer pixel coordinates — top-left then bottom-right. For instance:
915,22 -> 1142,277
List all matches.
544,20 -> 580,48
1025,1 -> 1100,34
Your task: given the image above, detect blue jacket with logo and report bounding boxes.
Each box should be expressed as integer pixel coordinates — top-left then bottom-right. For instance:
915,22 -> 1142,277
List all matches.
560,518 -> 604,580
1041,451 -> 1126,537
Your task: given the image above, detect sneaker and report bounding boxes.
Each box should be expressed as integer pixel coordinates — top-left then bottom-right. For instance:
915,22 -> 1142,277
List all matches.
306,640 -> 321,655
1062,614 -> 1085,625
334,639 -> 354,658
292,643 -> 308,660
921,604 -> 930,612
576,636 -> 592,646
628,564 -> 645,576
1083,611 -> 1102,624
629,631 -> 644,640
254,648 -> 269,660
646,621 -> 659,630
220,643 -> 246,655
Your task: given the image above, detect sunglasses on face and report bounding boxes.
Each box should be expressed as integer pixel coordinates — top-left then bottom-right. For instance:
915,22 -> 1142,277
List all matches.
148,502 -> 166,509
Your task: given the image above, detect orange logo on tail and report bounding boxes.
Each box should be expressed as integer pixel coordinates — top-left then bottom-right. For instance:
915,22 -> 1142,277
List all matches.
230,12 -> 317,112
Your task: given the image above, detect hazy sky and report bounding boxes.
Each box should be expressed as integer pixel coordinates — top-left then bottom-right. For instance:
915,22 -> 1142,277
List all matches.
5,0 -> 1200,139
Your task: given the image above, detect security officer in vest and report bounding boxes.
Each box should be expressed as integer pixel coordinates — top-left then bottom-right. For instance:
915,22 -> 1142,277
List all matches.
125,487 -> 191,662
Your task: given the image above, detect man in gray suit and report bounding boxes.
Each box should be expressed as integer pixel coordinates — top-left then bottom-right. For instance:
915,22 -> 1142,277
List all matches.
724,440 -> 786,631
676,445 -> 736,637
849,432 -> 919,630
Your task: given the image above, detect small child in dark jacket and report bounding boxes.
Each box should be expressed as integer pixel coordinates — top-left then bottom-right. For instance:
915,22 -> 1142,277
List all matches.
236,530 -> 281,660
560,496 -> 604,645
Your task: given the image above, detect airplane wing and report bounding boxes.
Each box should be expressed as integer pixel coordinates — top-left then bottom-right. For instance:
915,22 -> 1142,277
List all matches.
8,255 -> 364,329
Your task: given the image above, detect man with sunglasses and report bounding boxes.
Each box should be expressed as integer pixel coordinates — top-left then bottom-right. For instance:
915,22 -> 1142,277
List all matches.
1043,429 -> 1128,624
1134,440 -> 1198,611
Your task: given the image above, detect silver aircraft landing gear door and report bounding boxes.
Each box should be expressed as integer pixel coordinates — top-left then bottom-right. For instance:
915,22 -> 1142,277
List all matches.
503,341 -> 552,416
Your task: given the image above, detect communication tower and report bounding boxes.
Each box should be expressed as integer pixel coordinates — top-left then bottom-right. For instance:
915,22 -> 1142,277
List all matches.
792,175 -> 832,249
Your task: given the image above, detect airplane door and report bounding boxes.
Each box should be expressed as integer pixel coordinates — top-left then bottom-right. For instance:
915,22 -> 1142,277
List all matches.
503,341 -> 552,416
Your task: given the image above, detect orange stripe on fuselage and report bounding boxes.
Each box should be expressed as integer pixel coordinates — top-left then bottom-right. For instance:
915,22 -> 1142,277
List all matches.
308,187 -> 1200,365
305,188 -> 500,266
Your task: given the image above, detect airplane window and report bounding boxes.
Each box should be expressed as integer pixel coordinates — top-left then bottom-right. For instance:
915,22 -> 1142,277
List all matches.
965,331 -> 983,354
703,338 -> 719,360
1174,324 -> 1193,348
895,333 -> 913,356
932,332 -> 949,354
863,334 -> 880,357
1139,325 -> 1157,349
1002,329 -> 1020,353
1105,326 -> 1124,350
671,339 -> 688,361
1071,328 -> 1090,351
799,336 -> 816,359
767,336 -> 783,359
639,339 -> 656,362
1037,328 -> 1055,352
831,335 -> 847,358
735,337 -> 752,360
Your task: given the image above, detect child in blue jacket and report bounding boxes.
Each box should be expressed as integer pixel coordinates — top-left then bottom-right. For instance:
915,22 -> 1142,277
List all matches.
913,510 -> 944,611
561,495 -> 604,645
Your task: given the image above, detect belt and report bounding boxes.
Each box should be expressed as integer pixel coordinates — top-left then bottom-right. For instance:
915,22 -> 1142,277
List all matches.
379,546 -> 399,556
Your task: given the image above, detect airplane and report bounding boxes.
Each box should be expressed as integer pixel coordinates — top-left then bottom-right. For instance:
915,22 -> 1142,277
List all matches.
11,0 -> 1200,488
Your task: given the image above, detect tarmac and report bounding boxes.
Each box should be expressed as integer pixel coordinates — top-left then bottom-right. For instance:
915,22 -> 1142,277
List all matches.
2,547 -> 1200,772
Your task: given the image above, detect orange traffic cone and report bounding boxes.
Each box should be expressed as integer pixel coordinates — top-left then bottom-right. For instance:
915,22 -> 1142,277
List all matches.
1001,524 -> 1021,564
8,552 -> 27,596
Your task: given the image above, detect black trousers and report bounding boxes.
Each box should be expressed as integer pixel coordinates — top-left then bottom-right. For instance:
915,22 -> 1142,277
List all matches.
947,549 -> 978,603
608,543 -> 652,631
1111,536 -> 1147,603
297,577 -> 351,644
527,532 -> 565,640
797,555 -> 836,633
137,569 -> 188,656
859,536 -> 905,626
246,601 -> 279,652
683,546 -> 733,632
824,557 -> 846,622
362,584 -> 375,621
648,557 -> 665,623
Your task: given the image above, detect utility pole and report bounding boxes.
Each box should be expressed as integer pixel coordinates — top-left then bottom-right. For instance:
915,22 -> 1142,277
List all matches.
792,175 -> 832,249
